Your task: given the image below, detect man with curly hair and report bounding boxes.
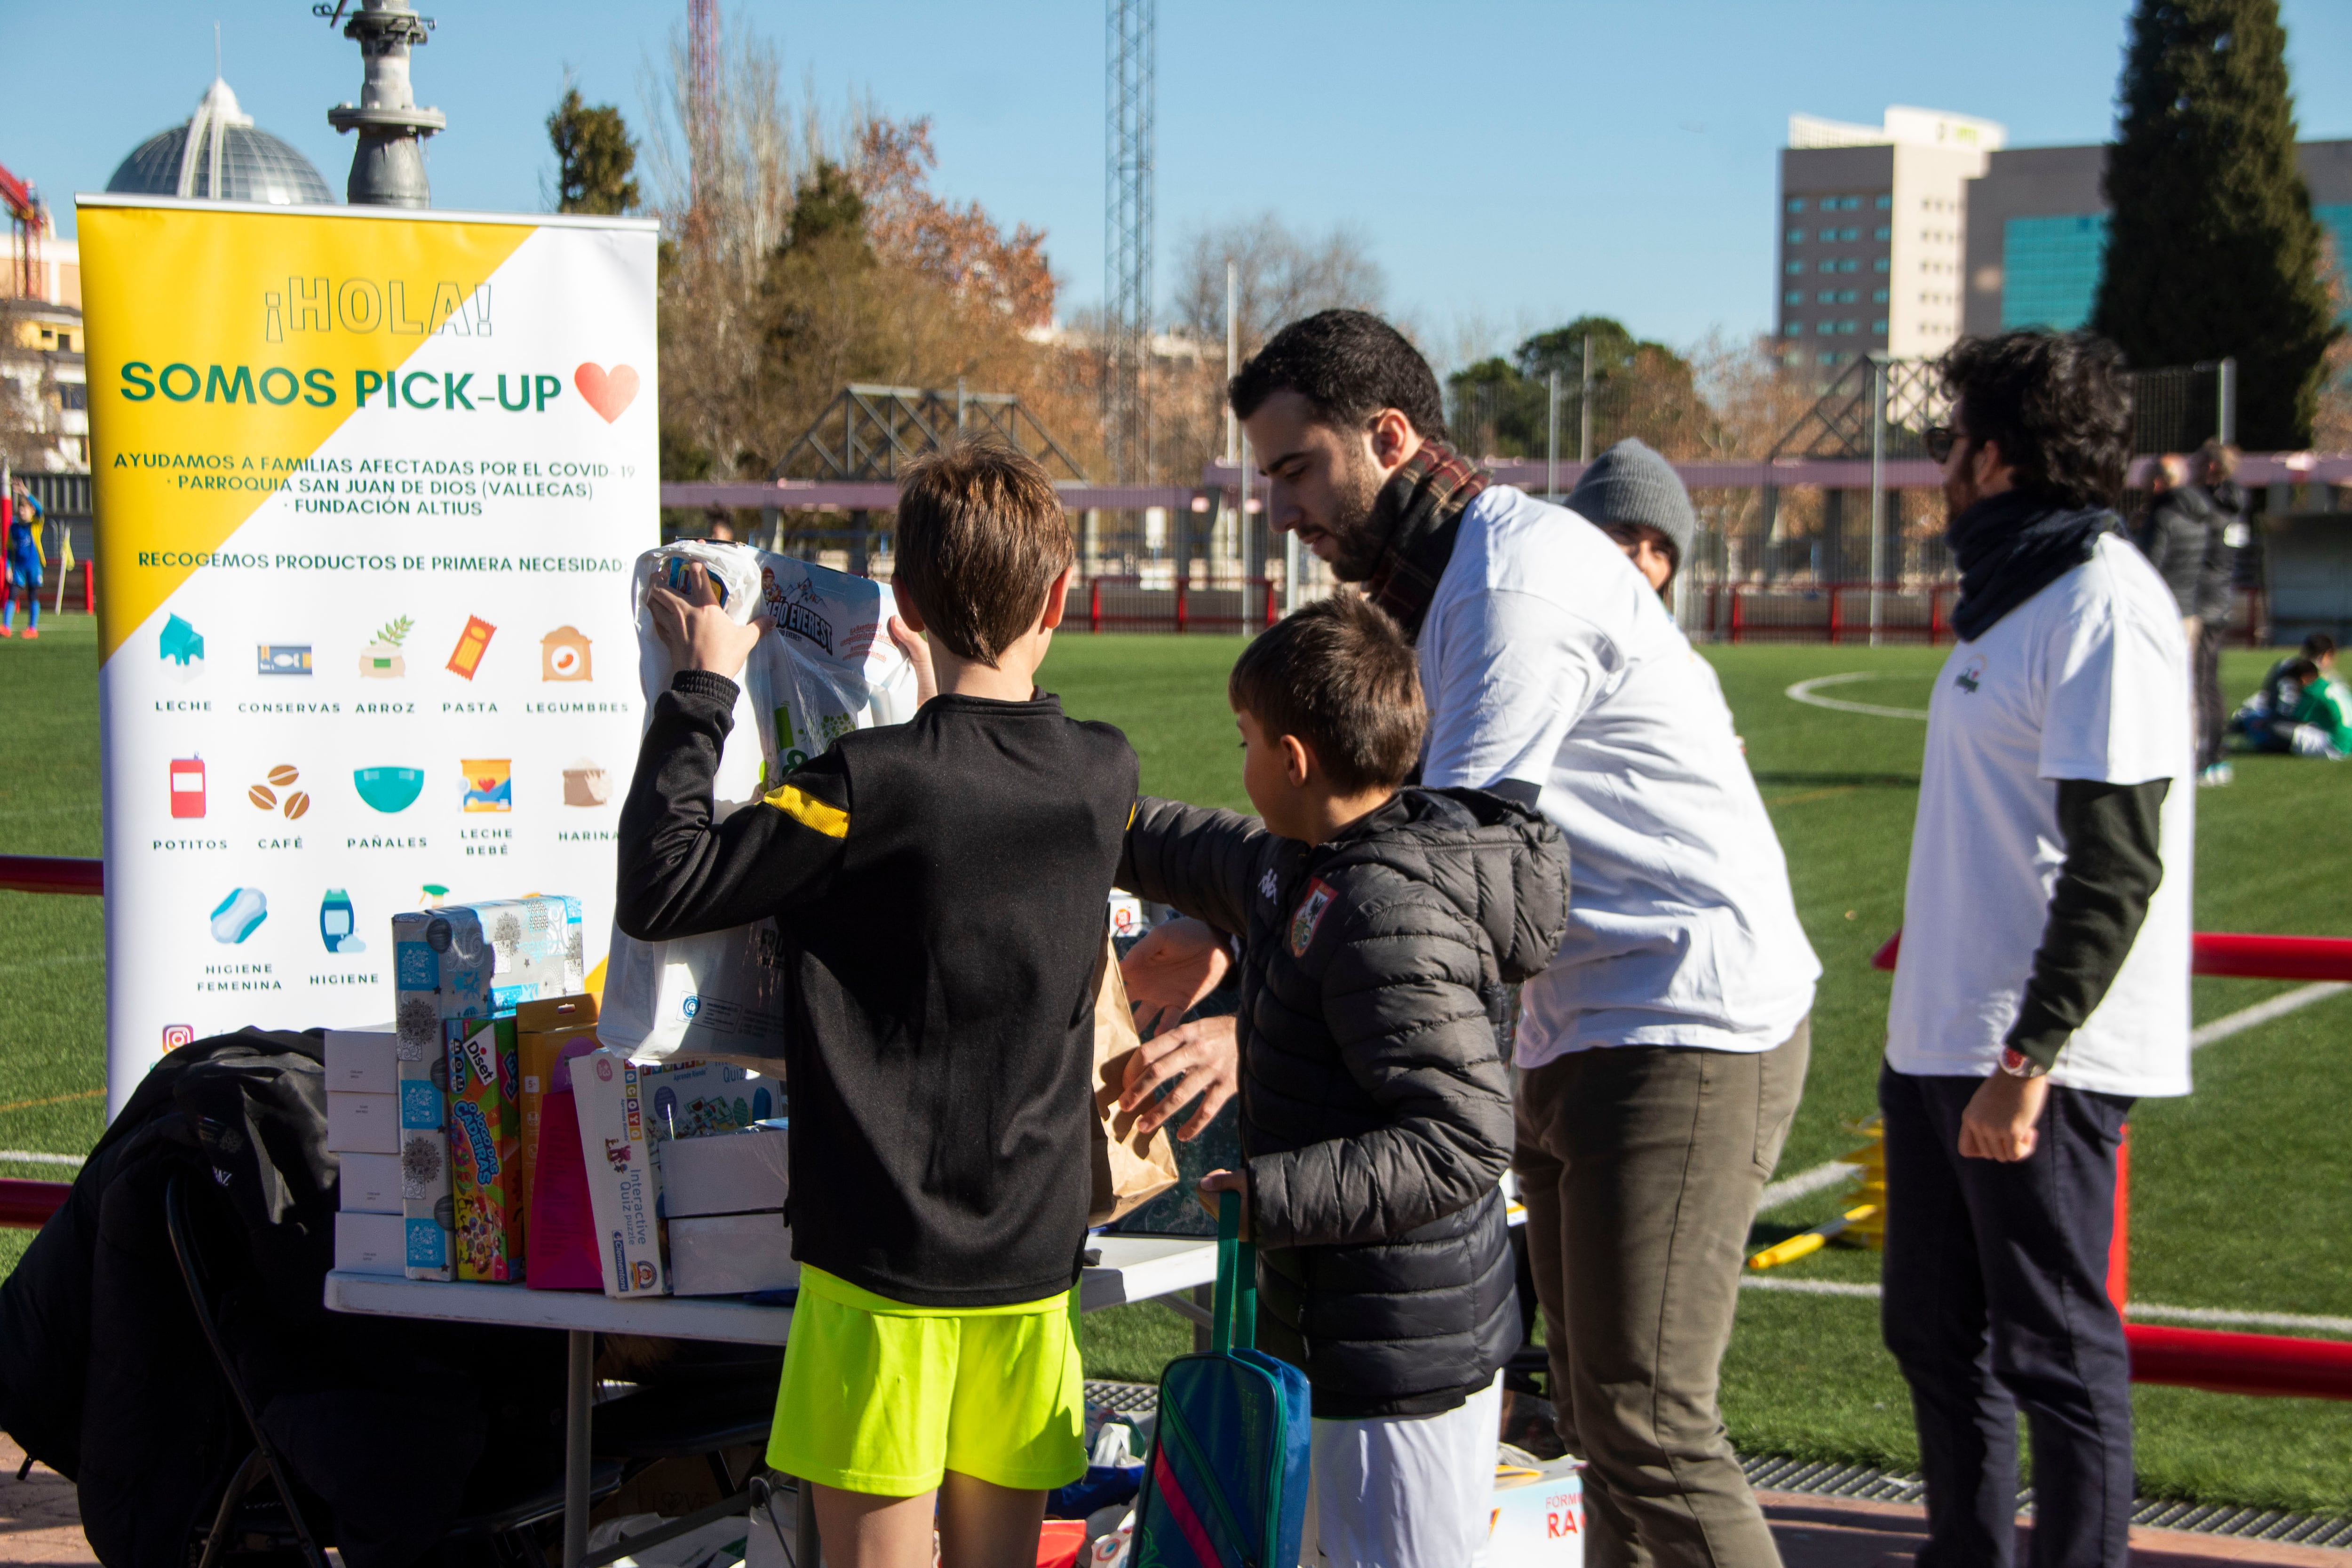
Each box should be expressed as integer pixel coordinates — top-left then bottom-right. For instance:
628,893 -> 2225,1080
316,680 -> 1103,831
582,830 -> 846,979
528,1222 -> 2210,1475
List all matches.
1887,331 -> 2193,1568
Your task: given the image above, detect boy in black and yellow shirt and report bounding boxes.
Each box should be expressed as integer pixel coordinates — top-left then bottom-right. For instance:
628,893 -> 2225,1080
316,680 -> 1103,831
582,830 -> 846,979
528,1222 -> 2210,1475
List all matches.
617,445 -> 1136,1565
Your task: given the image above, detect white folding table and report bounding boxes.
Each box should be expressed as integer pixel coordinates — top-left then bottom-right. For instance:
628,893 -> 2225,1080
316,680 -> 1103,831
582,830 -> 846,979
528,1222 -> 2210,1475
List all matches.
324,1232 -> 1221,1567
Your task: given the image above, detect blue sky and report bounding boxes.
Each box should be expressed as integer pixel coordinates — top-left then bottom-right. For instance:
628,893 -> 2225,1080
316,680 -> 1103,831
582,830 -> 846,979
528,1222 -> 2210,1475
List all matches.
10,0 -> 2351,360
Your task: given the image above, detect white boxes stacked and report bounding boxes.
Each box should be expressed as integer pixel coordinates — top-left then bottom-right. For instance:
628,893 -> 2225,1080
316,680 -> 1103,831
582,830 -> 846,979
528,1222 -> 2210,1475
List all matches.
660,1121 -> 795,1296
326,1026 -> 409,1278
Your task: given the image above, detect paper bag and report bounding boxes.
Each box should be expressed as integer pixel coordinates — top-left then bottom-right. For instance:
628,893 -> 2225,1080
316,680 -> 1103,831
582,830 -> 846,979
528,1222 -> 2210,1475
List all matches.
1089,941 -> 1180,1226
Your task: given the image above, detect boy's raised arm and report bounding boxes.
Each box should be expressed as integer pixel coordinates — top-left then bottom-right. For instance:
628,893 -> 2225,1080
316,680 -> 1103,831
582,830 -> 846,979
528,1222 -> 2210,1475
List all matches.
616,671 -> 849,941
1247,900 -> 1513,1251
1118,796 -> 1268,939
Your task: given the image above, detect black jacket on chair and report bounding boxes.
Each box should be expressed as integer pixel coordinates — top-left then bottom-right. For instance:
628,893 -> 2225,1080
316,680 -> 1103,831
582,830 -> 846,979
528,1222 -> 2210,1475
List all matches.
1119,787 -> 1570,1418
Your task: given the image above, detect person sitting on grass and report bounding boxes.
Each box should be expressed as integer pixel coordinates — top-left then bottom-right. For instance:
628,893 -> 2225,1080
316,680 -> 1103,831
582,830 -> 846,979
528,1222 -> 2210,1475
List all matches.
2286,657 -> 2352,760
617,442 -> 1139,1568
1116,594 -> 1570,1568
2231,634 -> 2337,753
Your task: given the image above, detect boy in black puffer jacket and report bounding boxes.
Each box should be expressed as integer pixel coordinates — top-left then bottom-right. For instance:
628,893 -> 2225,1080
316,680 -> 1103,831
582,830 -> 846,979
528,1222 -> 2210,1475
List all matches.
1118,594 -> 1570,1567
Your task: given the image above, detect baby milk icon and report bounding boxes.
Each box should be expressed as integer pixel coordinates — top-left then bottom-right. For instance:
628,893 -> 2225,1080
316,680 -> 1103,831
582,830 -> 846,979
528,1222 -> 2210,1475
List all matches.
170,757 -> 206,819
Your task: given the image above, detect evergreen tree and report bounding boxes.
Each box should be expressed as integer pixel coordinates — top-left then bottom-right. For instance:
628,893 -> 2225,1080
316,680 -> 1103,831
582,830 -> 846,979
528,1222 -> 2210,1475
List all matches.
547,87 -> 640,215
2093,0 -> 2338,448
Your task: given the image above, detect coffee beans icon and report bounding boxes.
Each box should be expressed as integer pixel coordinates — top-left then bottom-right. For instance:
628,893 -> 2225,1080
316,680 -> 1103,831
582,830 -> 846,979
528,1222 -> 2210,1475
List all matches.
248,784 -> 277,811
247,766 -> 306,818
283,791 -> 310,820
268,764 -> 300,788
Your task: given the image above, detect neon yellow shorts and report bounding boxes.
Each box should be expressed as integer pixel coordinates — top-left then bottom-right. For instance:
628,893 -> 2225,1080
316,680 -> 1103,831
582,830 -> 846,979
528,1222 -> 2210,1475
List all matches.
765,1266 -> 1087,1497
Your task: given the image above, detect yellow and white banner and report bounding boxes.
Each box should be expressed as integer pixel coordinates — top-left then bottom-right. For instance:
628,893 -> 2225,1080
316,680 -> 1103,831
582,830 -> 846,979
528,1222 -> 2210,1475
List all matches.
79,196 -> 658,1114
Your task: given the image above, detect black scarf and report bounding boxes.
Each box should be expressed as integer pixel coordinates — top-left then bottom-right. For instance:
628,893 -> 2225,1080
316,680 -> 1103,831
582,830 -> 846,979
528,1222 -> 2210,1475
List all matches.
1948,489 -> 2116,642
1361,440 -> 1491,640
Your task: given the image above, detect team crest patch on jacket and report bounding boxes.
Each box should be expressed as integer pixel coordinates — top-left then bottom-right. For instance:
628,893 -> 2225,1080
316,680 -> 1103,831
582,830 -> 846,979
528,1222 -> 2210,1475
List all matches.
1290,878 -> 1338,956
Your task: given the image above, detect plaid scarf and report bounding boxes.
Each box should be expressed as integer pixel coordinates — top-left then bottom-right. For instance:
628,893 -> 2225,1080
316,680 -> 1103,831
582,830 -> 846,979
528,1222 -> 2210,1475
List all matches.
1362,440 -> 1491,640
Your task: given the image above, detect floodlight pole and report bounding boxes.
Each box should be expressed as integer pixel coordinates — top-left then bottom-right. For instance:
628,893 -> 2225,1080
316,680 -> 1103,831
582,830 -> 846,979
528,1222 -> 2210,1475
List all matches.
1578,334 -> 1594,462
1547,370 -> 1561,499
2218,357 -> 2238,447
1868,354 -> 1888,648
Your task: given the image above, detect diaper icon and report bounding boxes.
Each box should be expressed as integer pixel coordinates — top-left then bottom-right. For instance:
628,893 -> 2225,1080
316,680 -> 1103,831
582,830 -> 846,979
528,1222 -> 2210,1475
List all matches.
209,887 -> 268,944
355,766 -> 426,813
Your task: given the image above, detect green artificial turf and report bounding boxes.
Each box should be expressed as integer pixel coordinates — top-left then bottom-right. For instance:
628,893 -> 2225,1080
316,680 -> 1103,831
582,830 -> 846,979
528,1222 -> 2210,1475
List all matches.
7,624 -> 2352,1509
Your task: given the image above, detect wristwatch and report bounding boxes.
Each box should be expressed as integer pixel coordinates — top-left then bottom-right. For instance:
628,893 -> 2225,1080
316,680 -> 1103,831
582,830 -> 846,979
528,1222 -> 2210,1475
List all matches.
1998,1046 -> 2050,1080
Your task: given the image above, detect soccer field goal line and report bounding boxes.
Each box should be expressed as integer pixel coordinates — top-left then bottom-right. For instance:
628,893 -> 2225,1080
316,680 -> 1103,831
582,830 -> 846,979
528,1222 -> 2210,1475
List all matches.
1784,672 -> 1931,720
1756,980 -> 2351,1216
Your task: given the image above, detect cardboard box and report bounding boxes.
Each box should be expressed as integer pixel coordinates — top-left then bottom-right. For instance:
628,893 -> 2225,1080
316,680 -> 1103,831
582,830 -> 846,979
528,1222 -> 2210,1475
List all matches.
334,1210 -> 407,1277
338,1150 -> 401,1214
392,896 -> 582,1064
659,1122 -> 789,1219
639,1061 -> 782,1143
572,1047 -> 668,1297
1487,1452 -> 1584,1566
399,1055 -> 453,1281
324,1027 -> 398,1093
516,995 -> 601,1228
667,1211 -> 795,1296
446,1016 -> 524,1282
326,1091 -> 399,1154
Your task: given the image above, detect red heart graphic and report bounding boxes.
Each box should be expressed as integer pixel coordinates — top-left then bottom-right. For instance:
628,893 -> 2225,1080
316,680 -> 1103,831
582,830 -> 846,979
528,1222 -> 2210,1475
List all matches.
574,363 -> 640,423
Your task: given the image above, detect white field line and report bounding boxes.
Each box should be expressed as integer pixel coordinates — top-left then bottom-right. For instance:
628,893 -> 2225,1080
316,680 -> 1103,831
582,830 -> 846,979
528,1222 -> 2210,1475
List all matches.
1785,672 -> 1931,720
0,1150 -> 82,1167
1739,1275 -> 2352,1337
1755,979 -> 2352,1217
0,952 -> 103,977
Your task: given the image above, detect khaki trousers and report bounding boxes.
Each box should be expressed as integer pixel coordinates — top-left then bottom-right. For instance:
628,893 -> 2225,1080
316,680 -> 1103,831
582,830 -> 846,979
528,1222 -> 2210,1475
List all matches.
1513,1020 -> 1809,1568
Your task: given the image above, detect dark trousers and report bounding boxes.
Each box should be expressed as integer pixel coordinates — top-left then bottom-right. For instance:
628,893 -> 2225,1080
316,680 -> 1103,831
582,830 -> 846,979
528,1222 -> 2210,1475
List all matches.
1516,1023 -> 1809,1568
2193,626 -> 2226,770
1878,1065 -> 2135,1568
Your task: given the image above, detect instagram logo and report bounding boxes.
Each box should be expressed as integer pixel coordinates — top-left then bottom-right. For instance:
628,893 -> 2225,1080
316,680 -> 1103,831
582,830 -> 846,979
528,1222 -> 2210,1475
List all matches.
161,1023 -> 196,1053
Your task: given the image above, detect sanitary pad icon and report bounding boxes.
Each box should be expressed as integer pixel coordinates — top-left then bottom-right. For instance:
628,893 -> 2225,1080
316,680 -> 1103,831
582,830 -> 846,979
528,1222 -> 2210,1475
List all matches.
209,888 -> 267,945
355,766 -> 426,813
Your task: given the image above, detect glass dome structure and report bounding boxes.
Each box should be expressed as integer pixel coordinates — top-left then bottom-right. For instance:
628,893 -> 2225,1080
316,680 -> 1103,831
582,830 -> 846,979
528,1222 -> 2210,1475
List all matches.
106,78 -> 333,205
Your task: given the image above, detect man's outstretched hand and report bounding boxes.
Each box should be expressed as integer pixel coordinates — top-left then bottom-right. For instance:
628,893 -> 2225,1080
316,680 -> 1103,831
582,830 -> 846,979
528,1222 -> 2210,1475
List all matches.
1120,1014 -> 1240,1143
1121,916 -> 1232,1037
646,562 -> 767,681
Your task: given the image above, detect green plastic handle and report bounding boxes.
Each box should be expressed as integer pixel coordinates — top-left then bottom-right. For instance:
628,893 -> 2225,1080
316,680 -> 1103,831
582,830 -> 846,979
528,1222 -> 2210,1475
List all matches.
1215,1189 -> 1256,1353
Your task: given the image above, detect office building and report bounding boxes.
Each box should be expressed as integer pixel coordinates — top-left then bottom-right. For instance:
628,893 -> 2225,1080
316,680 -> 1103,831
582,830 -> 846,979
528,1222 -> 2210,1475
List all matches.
1962,140 -> 2352,334
1776,106 -> 2006,380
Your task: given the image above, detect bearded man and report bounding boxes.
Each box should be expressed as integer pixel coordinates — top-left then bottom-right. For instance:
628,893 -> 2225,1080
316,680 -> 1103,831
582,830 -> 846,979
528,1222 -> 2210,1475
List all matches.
1120,310 -> 1818,1568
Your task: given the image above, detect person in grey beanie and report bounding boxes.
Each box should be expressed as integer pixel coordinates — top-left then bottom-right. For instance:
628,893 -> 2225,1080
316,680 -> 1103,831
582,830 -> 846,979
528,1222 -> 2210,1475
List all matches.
1573,437 -> 1698,597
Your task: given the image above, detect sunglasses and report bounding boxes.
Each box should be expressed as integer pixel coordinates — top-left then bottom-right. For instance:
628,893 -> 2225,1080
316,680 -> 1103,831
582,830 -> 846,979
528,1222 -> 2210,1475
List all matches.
1924,425 -> 1962,464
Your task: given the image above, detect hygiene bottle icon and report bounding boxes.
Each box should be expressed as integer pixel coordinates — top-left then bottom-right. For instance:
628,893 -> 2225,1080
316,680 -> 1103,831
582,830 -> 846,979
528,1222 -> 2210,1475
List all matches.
320,889 -> 367,954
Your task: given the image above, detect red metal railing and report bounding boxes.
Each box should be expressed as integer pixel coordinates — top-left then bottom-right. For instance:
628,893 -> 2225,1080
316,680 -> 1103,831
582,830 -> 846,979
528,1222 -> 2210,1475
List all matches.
1705,582 -> 2262,647
0,1179 -> 67,1228
1872,925 -> 2352,1398
0,855 -> 102,895
1085,575 -> 1278,635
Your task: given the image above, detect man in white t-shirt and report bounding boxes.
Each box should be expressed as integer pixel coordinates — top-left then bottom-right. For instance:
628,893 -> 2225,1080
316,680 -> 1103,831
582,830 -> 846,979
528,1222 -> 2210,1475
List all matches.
1886,331 -> 2191,1568
1119,312 -> 1819,1568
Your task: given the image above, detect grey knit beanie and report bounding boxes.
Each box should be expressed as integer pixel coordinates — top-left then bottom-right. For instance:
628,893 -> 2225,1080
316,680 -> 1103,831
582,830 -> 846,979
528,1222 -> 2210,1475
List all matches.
1567,438 -> 1697,562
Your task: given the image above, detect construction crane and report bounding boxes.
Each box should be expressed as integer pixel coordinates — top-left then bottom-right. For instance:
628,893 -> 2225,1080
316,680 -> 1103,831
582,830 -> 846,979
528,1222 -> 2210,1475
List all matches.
0,160 -> 44,303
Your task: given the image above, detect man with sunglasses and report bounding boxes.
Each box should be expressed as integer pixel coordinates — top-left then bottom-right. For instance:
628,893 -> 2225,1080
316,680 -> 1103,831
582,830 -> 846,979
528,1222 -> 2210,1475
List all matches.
1891,333 -> 2193,1568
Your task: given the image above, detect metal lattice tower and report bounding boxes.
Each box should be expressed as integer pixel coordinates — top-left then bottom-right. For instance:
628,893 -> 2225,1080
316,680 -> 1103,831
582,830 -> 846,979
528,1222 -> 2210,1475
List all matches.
1103,0 -> 1155,482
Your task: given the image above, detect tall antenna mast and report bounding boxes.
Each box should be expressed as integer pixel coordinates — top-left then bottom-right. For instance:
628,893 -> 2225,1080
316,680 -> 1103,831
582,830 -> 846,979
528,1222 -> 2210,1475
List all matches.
1103,0 -> 1155,483
321,0 -> 446,207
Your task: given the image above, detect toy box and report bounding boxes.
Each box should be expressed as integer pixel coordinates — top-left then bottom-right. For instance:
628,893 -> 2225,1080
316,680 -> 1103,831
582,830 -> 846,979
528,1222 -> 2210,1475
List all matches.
572,1047 -> 668,1297
334,1211 -> 406,1277
326,1092 -> 398,1154
639,1060 -> 781,1143
1486,1451 -> 1584,1566
338,1151 -> 400,1214
516,995 -> 601,1226
667,1211 -> 795,1296
324,1027 -> 397,1093
446,1017 -> 524,1282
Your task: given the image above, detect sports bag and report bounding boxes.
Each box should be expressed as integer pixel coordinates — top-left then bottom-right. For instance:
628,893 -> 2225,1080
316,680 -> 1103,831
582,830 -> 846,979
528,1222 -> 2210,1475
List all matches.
1130,1192 -> 1311,1568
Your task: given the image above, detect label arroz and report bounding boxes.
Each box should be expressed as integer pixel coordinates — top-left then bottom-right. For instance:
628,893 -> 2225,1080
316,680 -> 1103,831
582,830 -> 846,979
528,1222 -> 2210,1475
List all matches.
573,1046 -> 668,1297
446,1016 -> 524,1282
399,1052 -> 453,1281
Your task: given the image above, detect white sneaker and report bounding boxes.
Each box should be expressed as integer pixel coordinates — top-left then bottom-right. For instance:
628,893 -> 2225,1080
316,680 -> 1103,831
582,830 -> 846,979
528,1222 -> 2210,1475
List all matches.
2199,762 -> 2235,786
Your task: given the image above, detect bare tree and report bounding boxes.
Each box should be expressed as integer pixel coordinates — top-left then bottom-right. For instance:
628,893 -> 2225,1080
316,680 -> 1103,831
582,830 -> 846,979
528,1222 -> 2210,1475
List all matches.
1168,214 -> 1385,358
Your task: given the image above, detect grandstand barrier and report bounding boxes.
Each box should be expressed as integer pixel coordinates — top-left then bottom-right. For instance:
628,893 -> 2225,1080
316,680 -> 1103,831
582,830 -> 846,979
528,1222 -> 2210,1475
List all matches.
1699,582 -> 2265,646
1085,575 -> 1277,635
1872,924 -> 2352,1399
